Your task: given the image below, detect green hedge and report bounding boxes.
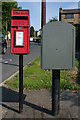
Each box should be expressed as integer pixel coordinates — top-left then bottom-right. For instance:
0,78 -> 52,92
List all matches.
74,24 -> 80,51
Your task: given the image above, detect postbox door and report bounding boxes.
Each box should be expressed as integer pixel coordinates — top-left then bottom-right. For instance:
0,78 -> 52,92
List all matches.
11,27 -> 30,54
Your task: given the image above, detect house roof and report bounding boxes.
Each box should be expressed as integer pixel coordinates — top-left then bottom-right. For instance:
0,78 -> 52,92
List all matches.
61,9 -> 80,14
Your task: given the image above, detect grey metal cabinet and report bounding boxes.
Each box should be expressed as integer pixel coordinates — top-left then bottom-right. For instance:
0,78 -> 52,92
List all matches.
41,21 -> 75,70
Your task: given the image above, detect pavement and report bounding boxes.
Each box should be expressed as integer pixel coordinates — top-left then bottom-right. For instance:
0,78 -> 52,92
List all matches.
1,85 -> 79,119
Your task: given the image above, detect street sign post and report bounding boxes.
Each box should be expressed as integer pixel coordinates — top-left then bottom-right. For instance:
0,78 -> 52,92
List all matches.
41,21 -> 75,69
11,9 -> 30,112
41,21 -> 75,115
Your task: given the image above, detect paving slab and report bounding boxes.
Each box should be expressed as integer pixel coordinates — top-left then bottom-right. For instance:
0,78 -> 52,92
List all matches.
1,86 -> 79,119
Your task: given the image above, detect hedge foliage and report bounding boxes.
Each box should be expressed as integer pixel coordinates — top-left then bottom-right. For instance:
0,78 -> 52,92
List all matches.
74,24 -> 80,51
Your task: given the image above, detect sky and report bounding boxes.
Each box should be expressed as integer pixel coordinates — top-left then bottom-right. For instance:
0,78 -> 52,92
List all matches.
16,1 -> 79,31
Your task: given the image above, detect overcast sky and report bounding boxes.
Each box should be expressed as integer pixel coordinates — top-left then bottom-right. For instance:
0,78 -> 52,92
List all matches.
17,1 -> 79,30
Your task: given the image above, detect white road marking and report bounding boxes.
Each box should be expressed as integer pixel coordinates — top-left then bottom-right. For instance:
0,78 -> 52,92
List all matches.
1,59 -> 12,63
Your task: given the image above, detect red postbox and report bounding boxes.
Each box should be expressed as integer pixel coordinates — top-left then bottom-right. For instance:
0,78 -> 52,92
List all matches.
11,9 -> 30,54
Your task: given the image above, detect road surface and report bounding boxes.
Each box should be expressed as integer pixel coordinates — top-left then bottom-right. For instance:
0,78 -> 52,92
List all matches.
1,42 -> 40,83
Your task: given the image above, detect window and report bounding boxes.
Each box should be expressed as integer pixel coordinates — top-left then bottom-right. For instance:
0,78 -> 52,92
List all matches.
65,14 -> 74,19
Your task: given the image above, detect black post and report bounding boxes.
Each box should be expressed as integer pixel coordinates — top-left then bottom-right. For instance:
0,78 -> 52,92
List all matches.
19,54 -> 23,113
52,70 -> 60,116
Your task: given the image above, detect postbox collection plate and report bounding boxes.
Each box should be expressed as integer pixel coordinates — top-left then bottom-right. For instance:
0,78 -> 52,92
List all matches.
15,30 -> 24,46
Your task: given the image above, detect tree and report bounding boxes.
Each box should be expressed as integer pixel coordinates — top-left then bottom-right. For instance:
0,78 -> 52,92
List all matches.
0,2 -> 2,34
2,2 -> 22,36
30,26 -> 35,37
48,17 -> 58,23
74,24 -> 80,51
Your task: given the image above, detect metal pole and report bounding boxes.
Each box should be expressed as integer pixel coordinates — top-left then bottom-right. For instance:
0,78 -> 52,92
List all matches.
52,70 -> 60,116
59,7 -> 62,21
41,0 -> 46,29
19,54 -> 23,113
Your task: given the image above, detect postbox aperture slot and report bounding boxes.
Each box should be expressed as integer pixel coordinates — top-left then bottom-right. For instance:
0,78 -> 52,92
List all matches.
11,16 -> 28,26
23,26 -> 29,28
12,16 -> 28,20
15,31 -> 24,47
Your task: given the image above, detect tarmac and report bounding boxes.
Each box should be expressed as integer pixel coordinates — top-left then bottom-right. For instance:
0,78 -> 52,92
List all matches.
1,85 -> 80,119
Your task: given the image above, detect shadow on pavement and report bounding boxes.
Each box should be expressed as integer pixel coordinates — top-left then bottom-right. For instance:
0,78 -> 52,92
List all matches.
0,103 -> 19,113
2,86 -> 25,102
1,86 -> 26,113
1,85 -> 79,117
24,101 -> 53,116
1,86 -> 53,116
60,91 -> 79,107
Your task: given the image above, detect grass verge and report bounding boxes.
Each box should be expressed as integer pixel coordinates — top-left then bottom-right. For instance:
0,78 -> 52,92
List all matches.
5,56 -> 80,91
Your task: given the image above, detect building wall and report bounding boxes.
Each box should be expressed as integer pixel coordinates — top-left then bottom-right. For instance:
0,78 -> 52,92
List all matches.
61,14 -> 79,24
37,30 -> 41,37
74,14 -> 79,24
78,15 -> 80,23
